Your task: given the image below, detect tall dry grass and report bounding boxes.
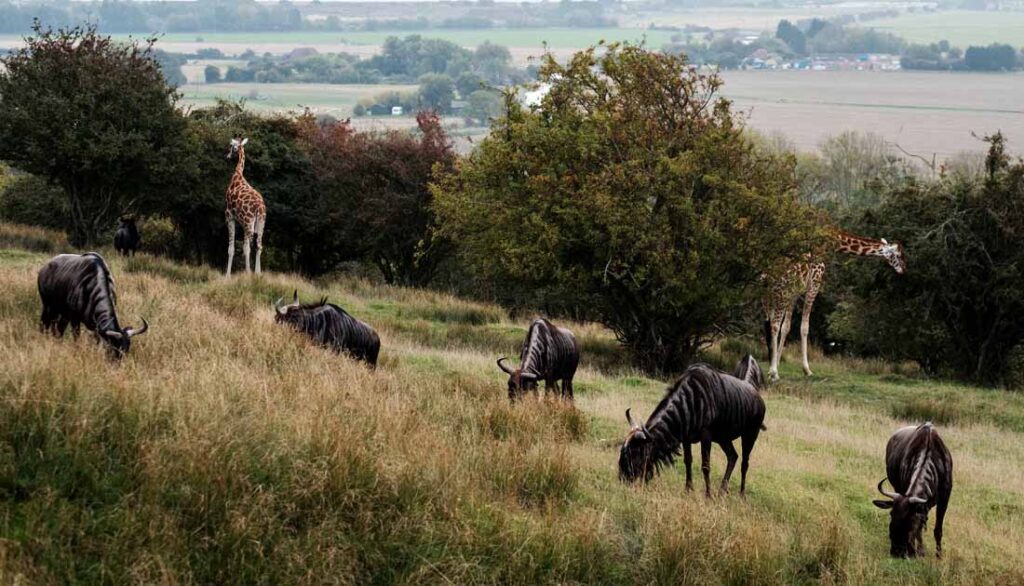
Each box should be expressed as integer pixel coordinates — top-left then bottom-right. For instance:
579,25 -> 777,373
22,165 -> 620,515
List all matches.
1,231 -> 1023,584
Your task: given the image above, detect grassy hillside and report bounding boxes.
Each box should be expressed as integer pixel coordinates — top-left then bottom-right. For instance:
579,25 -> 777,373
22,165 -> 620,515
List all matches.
1,223 -> 1022,584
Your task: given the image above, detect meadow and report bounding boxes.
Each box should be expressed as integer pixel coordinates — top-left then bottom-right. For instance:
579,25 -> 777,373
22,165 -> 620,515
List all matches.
871,10 -> 1024,47
1,221 -> 1023,584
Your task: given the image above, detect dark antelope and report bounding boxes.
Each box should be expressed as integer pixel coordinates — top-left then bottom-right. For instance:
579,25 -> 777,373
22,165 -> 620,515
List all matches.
113,217 -> 140,257
496,318 -> 579,401
274,291 -> 380,368
873,422 -> 953,558
38,252 -> 149,357
619,357 -> 766,497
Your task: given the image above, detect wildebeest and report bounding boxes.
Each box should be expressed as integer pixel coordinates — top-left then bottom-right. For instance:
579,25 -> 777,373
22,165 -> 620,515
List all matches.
619,357 -> 766,497
496,318 -> 579,401
872,422 -> 953,558
113,217 -> 140,257
38,252 -> 149,357
274,291 -> 380,368
733,354 -> 765,390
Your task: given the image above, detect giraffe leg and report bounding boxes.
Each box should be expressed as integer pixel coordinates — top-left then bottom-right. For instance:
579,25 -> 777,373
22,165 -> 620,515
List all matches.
800,287 -> 819,377
242,223 -> 253,274
768,310 -> 783,381
254,215 -> 265,274
225,216 -> 236,277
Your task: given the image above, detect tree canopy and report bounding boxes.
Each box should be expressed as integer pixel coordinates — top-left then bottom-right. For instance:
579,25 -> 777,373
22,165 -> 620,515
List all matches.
0,23 -> 189,245
433,44 -> 823,373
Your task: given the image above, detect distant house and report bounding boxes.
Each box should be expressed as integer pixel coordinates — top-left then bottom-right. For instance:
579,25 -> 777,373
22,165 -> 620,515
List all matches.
391,106 -> 403,116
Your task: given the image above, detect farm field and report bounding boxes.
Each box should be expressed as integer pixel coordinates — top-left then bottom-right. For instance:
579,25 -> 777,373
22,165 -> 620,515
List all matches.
178,70 -> 1024,159
1,223 -> 1023,583
720,69 -> 1024,158
870,10 -> 1024,47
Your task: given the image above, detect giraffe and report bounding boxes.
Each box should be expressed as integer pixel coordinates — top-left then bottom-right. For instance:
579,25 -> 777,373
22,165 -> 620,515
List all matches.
763,230 -> 906,380
224,137 -> 267,277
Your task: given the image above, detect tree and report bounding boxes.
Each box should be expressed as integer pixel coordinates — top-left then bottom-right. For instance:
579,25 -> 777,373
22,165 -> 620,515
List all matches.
465,89 -> 503,126
418,73 -> 455,113
775,20 -> 806,55
296,111 -> 455,283
204,64 -> 222,83
964,43 -> 1018,71
0,23 -> 191,245
433,45 -> 822,373
828,133 -> 1024,383
456,71 -> 485,98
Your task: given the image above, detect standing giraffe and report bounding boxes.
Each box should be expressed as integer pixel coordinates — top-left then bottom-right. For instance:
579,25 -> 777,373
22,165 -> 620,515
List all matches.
224,137 -> 266,276
763,230 -> 906,380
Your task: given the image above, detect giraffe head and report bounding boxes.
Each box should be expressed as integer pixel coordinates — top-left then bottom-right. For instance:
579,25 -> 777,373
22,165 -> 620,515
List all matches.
879,238 -> 906,274
227,137 -> 248,159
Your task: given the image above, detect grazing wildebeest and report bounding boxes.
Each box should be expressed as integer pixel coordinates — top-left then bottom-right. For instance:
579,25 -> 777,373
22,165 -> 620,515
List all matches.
872,422 -> 953,558
619,358 -> 766,497
113,217 -> 140,257
274,291 -> 380,368
733,354 -> 765,390
38,252 -> 149,357
496,318 -> 579,401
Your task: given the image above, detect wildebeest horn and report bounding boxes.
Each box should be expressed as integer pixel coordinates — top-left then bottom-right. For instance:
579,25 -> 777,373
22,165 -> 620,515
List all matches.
292,289 -> 299,305
274,296 -> 287,316
626,408 -> 637,428
496,357 -> 514,374
877,478 -> 900,500
125,318 -> 149,338
907,495 -> 927,504
519,372 -> 538,382
104,330 -> 124,340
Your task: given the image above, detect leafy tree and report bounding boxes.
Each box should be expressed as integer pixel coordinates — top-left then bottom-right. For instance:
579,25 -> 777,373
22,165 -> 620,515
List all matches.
465,89 -> 503,125
295,111 -> 455,283
433,45 -> 822,373
0,23 -> 190,245
418,73 -> 455,113
204,64 -> 222,83
775,20 -> 806,55
828,134 -> 1024,383
964,44 -> 1018,71
456,71 -> 485,98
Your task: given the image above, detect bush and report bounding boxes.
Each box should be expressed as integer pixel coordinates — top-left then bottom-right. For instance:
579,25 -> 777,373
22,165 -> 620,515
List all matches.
0,173 -> 70,232
1005,345 -> 1024,391
0,221 -> 68,253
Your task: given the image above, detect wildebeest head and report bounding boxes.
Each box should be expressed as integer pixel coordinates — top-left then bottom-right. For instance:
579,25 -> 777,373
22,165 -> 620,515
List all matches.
879,238 -> 907,275
496,356 -> 539,398
873,478 -> 929,558
101,318 -> 149,358
227,137 -> 248,159
273,289 -> 309,325
117,217 -> 136,229
618,408 -> 655,484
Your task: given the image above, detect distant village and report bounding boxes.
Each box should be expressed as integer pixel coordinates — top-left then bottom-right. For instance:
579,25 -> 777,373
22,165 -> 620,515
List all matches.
741,49 -> 903,71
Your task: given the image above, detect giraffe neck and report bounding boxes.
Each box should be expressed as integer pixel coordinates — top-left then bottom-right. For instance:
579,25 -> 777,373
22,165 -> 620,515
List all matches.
234,147 -> 246,178
833,231 -> 887,258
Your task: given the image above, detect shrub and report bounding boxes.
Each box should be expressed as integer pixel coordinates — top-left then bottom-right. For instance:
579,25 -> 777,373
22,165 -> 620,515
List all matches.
0,222 -> 68,253
0,173 -> 70,232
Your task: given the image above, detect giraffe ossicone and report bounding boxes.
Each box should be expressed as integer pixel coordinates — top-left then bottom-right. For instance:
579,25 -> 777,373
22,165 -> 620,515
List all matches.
224,137 -> 266,277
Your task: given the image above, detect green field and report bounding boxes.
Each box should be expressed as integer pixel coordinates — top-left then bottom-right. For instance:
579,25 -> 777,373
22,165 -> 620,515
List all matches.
871,10 -> 1024,47
1,222 -> 1022,583
179,82 -> 417,116
147,27 -> 679,50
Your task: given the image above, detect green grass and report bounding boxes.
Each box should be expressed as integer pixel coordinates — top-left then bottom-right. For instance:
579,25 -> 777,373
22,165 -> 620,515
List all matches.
1,223 -> 1023,583
871,10 -> 1024,47
178,82 -> 418,115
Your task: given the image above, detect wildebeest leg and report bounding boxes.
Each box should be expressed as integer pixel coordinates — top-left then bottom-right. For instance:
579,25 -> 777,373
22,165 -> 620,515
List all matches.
40,306 -> 55,334
934,488 -> 950,558
683,441 -> 694,492
55,317 -> 69,337
561,378 -> 574,401
718,440 -> 738,495
545,380 -> 557,399
700,432 -> 713,498
740,429 -> 760,497
70,322 -> 81,339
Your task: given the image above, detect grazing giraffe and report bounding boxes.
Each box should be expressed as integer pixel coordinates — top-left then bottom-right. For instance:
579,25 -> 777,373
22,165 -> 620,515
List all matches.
224,137 -> 267,276
764,230 -> 906,380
